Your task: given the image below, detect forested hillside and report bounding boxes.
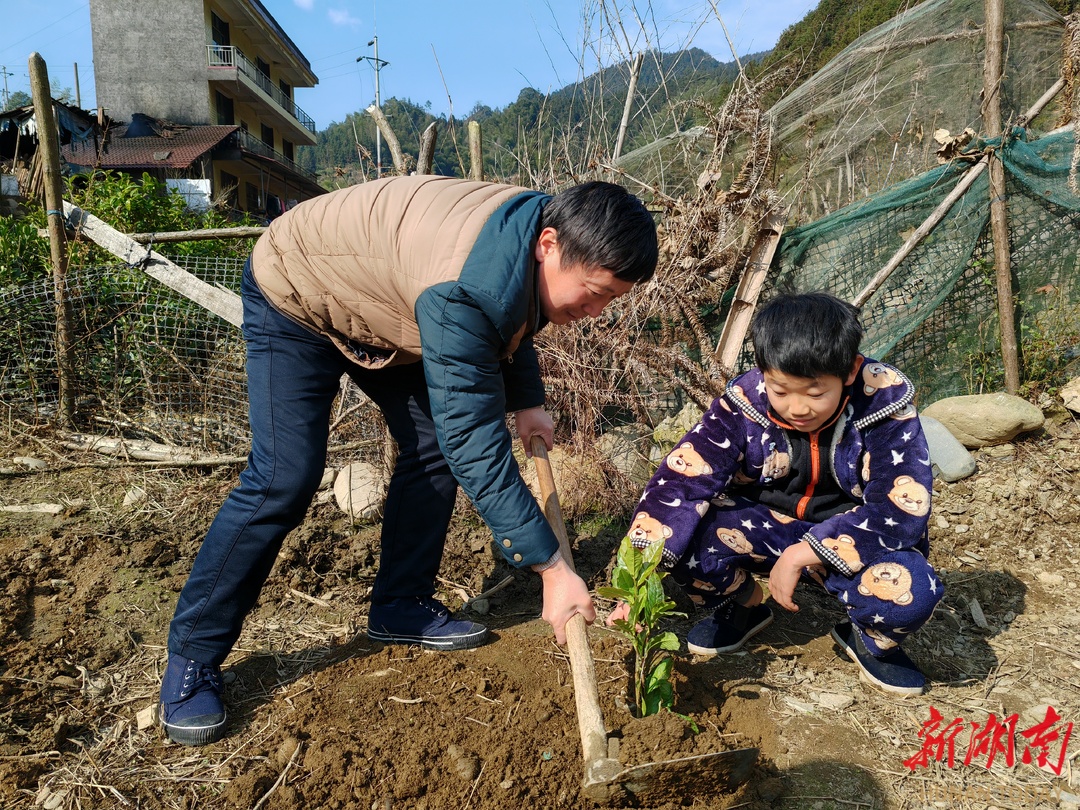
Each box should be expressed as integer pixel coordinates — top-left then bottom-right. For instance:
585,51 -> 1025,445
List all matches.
299,0 -> 1080,187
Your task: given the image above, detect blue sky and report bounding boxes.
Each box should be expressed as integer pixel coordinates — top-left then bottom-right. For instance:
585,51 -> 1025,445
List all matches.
2,0 -> 818,129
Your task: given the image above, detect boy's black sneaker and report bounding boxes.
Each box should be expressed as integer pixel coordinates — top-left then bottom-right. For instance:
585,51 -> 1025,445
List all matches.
367,595 -> 490,650
159,653 -> 227,746
831,621 -> 926,696
686,601 -> 774,655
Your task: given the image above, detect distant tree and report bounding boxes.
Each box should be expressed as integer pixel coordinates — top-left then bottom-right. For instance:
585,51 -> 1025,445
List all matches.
3,90 -> 31,111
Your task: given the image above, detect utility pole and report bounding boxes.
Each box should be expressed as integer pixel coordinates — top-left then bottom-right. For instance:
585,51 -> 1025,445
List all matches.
357,36 -> 389,177
0,66 -> 12,110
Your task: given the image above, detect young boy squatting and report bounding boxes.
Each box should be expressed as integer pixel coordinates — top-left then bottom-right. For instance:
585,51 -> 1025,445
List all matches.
609,292 -> 943,694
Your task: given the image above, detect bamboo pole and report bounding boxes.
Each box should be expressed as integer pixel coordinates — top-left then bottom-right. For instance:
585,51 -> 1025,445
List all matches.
29,53 -> 76,428
852,76 -> 1064,308
127,226 -> 265,243
982,0 -> 1020,394
613,53 -> 645,165
714,211 -> 785,371
468,120 -> 483,181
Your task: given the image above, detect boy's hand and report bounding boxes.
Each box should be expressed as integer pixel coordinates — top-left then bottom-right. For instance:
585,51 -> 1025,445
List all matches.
516,407 -> 554,456
538,557 -> 596,644
768,540 -> 822,612
605,600 -> 632,627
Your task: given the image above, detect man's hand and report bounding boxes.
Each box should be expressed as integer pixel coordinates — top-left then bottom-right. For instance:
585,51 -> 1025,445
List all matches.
538,557 -> 596,644
515,407 -> 554,457
767,540 -> 823,613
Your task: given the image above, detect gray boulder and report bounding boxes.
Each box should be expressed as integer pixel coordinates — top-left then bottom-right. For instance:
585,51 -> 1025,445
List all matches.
919,415 -> 976,482
921,393 -> 1044,449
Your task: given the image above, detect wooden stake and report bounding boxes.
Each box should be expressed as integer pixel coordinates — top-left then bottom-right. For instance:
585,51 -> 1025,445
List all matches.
29,53 -> 76,428
982,0 -> 1020,394
62,203 -> 243,327
468,121 -> 483,181
418,121 -> 438,175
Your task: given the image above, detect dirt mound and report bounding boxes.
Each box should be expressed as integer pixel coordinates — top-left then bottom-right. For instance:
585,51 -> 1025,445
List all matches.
1,411 -> 1078,809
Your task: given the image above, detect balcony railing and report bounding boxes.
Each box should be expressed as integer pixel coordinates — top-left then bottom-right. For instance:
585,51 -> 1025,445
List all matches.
235,128 -> 317,183
208,45 -> 316,134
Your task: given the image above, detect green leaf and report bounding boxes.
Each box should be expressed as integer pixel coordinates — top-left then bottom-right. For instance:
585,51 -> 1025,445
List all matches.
657,631 -> 681,651
596,586 -> 629,601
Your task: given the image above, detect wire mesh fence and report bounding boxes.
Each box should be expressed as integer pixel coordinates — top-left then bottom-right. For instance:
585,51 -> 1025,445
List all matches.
774,127 -> 1080,403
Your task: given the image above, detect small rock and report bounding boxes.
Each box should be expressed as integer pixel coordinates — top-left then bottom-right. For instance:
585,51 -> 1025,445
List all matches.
922,393 -> 1044,448
500,779 -> 515,790
333,462 -> 386,520
968,597 -> 989,629
1061,376 -> 1080,414
136,704 -> 157,730
123,486 -> 148,508
919,415 -> 976,481
447,744 -> 480,782
13,455 -> 47,470
954,524 -> 969,534
935,516 -> 951,529
783,697 -> 816,713
318,467 -> 336,490
469,597 -> 490,615
1037,571 -> 1065,586
814,692 -> 855,711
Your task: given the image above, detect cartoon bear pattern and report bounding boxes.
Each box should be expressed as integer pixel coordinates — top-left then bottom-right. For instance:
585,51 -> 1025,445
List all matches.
667,496 -> 943,654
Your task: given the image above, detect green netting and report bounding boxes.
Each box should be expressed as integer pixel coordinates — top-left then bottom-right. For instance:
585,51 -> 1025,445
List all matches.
773,126 -> 1080,403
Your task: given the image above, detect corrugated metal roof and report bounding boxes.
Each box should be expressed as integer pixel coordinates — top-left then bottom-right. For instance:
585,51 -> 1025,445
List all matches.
63,125 -> 238,169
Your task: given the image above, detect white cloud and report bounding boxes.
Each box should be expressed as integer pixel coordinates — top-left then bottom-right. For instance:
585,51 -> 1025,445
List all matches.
328,8 -> 362,27
294,0 -> 315,10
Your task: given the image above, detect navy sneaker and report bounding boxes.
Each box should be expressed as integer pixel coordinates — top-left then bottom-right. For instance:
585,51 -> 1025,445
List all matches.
367,595 -> 490,650
686,601 -> 774,655
831,621 -> 926,696
159,653 -> 227,745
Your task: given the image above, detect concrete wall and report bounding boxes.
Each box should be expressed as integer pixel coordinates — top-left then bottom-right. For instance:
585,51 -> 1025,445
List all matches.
89,0 -> 209,124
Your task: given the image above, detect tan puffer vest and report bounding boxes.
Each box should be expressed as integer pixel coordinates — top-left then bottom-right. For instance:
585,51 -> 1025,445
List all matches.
251,176 -> 530,367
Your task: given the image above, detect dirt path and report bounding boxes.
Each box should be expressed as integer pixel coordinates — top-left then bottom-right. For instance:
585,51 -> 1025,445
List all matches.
0,413 -> 1078,809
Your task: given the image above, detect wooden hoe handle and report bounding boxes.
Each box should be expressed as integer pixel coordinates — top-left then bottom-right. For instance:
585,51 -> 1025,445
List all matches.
530,437 -> 621,796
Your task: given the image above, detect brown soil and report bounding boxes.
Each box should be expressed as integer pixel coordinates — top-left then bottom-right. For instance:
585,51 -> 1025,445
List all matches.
0,411 -> 1078,810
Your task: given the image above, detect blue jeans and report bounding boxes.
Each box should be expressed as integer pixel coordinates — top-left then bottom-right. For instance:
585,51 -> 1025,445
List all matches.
167,261 -> 458,666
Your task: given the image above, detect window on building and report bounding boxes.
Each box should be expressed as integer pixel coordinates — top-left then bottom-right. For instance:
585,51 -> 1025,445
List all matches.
279,79 -> 292,100
261,124 -> 274,148
257,56 -> 270,79
211,13 -> 230,47
246,182 -> 261,213
282,139 -> 294,162
215,92 -> 234,126
218,170 -> 238,210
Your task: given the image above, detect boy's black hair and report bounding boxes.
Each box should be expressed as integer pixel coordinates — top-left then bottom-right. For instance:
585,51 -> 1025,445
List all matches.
751,291 -> 864,380
540,181 -> 658,283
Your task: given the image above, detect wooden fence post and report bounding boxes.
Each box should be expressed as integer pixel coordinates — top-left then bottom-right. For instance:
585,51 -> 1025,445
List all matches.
983,0 -> 1020,394
418,121 -> 438,175
468,121 -> 483,181
29,53 -> 76,427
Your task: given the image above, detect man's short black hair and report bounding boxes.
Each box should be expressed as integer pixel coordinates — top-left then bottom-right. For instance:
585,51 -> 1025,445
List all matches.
540,181 -> 658,283
751,291 -> 864,380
